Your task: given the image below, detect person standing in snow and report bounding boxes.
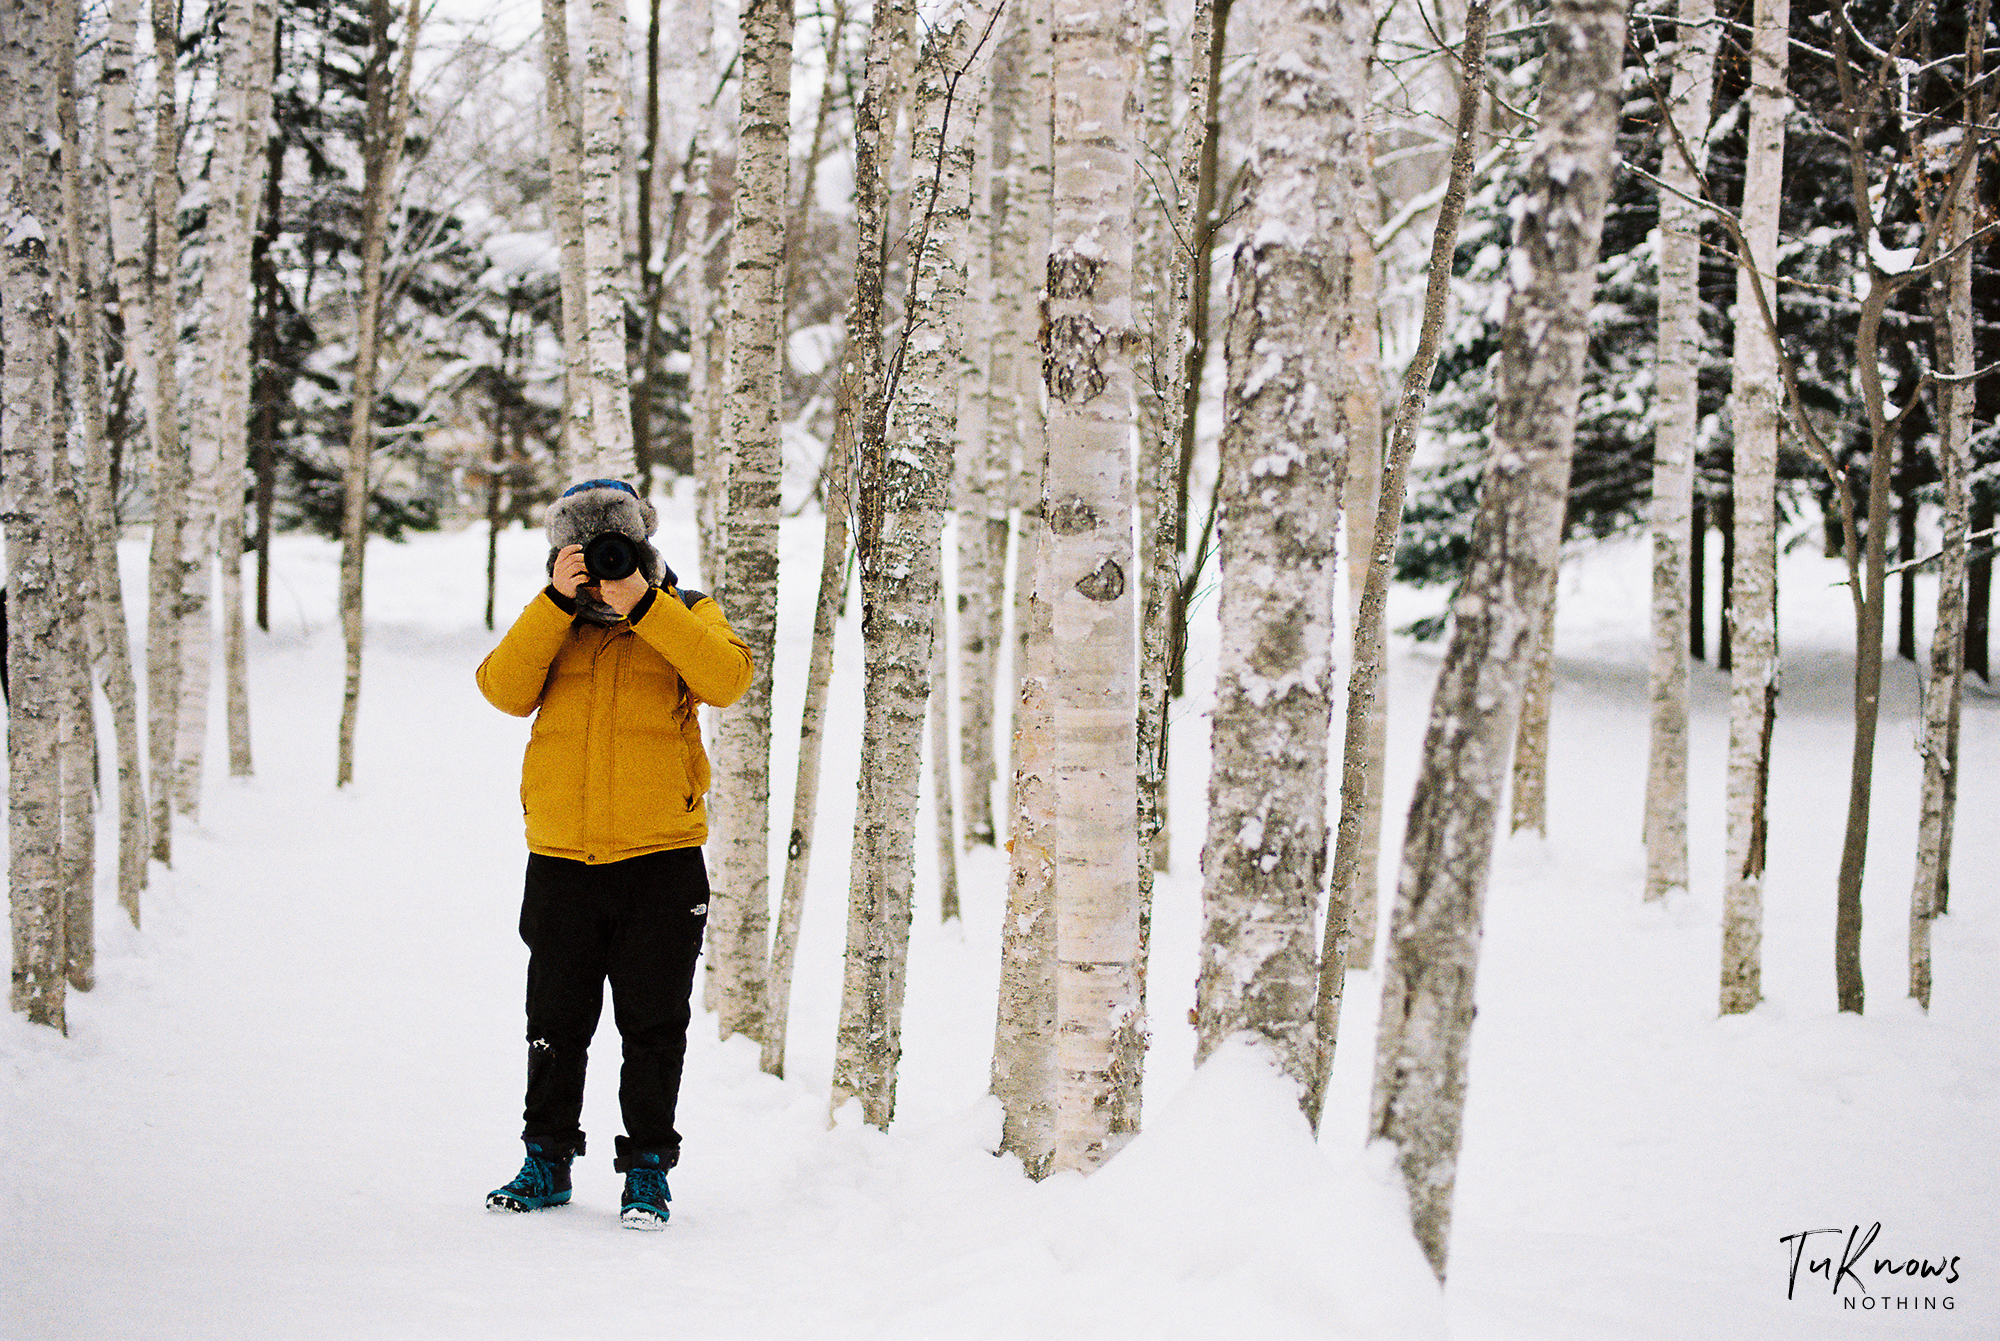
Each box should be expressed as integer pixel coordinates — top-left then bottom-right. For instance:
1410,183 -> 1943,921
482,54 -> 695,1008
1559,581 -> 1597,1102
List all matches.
475,479 -> 752,1229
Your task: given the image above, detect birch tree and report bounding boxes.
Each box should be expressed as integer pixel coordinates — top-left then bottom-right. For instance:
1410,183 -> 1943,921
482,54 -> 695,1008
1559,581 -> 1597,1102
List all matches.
218,6 -> 279,782
99,0 -> 160,896
541,0 -> 590,478
994,481 -> 1057,1175
1320,0 -> 1488,1103
991,0 -> 1058,1175
956,122 -> 1007,852
1644,0 -> 1717,902
1367,0 -> 1627,1278
1718,0 -> 1787,1016
1911,163 -> 1976,1010
1508,581 -> 1557,836
578,0 -> 636,478
1193,0 -> 1366,1115
1044,0 -> 1144,1172
762,2 -> 892,1078
4,0 -> 70,1028
1136,0 -> 1213,888
831,0 -> 992,1126
930,590 -> 962,919
335,0 -> 420,787
144,0 -> 185,862
62,0 -> 150,917
173,0 -> 268,817
707,0 -> 793,1045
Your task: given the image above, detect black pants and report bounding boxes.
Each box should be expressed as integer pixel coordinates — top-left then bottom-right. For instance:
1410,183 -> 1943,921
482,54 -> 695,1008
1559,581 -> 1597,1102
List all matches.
519,847 -> 709,1163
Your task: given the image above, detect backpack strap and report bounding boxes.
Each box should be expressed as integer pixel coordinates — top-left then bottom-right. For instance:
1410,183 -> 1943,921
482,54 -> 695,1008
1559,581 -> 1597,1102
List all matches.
676,587 -> 707,611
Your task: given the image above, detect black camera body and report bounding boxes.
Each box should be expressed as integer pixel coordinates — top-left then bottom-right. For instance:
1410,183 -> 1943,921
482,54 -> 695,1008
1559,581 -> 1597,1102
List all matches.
582,531 -> 643,583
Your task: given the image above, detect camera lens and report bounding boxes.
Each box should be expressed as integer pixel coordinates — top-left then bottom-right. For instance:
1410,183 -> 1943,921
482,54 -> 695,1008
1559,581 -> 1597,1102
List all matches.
582,533 -> 640,582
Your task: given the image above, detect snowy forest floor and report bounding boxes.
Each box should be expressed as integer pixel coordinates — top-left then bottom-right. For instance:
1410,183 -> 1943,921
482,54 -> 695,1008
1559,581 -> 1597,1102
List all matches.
4,498 -> 1997,1340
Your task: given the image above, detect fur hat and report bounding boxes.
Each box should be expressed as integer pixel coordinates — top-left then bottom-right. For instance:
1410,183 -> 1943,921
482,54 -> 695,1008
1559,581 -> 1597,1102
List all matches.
545,478 -> 670,623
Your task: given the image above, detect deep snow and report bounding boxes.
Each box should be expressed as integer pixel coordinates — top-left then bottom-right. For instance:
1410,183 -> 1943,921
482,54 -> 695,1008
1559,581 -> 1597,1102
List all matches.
3,497 -> 1994,1340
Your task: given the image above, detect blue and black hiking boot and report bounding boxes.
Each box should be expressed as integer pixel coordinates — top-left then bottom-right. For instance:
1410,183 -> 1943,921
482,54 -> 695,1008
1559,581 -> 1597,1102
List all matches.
486,1138 -> 579,1213
614,1141 -> 672,1230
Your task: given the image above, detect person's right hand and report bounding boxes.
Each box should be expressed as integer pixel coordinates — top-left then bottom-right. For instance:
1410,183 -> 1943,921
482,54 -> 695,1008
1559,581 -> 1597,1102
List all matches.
552,544 -> 590,599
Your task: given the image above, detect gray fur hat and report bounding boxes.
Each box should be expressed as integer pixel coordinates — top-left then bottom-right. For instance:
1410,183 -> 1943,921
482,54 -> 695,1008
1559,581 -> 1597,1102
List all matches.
545,478 -> 669,620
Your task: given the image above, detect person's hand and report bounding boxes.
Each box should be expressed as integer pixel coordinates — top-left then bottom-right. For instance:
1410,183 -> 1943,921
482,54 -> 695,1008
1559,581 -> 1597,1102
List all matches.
552,544 -> 589,599
598,568 -> 652,618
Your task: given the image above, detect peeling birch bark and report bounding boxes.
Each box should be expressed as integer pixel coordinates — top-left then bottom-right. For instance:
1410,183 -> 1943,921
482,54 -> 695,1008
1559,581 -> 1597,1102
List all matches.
1719,0 -> 1786,1017
1195,0 -> 1366,1117
1367,0 -> 1626,1280
1644,0 -> 1716,902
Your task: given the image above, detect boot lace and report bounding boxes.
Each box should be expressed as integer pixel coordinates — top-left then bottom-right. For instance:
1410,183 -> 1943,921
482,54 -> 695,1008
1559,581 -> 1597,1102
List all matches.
624,1167 -> 669,1208
504,1154 -> 556,1199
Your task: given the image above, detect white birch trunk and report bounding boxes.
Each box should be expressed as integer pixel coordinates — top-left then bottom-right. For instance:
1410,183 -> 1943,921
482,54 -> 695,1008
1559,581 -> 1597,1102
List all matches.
542,0 -> 590,481
220,1 -> 277,780
708,0 -> 794,1045
831,1 -> 990,1124
1194,0 -> 1363,1114
4,0 -> 69,1026
1339,168 -> 1386,964
174,0 -> 267,819
994,484 -> 1057,1176
65,8 -> 152,915
1910,161 -> 1975,1009
1643,0 -> 1716,901
1007,0 -> 1054,760
144,0 -> 185,863
1509,573 -> 1556,836
1367,0 -> 1626,1279
579,0 -> 636,478
56,472 -> 97,995
930,589 -> 961,920
1045,0 -> 1144,1172
1132,0 -> 1186,895
956,90 -> 1003,852
335,0 -> 420,787
1323,0 -> 1489,1053
681,0 -> 721,581
1719,0 -> 1787,1017
762,386 -> 858,1080
977,16 -> 1029,852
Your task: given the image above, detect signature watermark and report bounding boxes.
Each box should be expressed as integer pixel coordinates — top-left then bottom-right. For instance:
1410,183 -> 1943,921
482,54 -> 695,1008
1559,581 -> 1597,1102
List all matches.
1782,1223 -> 1961,1311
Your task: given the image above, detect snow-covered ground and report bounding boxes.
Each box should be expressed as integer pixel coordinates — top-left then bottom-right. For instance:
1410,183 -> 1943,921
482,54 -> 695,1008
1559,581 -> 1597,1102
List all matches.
4,497 -> 1994,1340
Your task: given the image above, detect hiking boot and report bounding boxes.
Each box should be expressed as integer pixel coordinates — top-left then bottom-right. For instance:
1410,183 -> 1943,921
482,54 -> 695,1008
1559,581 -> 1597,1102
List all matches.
614,1141 -> 672,1230
486,1137 -> 579,1212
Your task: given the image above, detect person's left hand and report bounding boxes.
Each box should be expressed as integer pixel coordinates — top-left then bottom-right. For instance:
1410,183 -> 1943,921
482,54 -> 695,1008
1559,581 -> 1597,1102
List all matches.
595,568 -> 653,618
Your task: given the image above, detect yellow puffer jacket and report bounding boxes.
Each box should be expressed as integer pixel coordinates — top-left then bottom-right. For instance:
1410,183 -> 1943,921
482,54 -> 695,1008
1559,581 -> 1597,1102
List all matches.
476,585 -> 753,864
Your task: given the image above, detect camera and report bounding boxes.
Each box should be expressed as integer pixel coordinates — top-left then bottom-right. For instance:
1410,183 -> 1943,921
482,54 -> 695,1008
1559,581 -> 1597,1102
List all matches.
582,532 -> 642,582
